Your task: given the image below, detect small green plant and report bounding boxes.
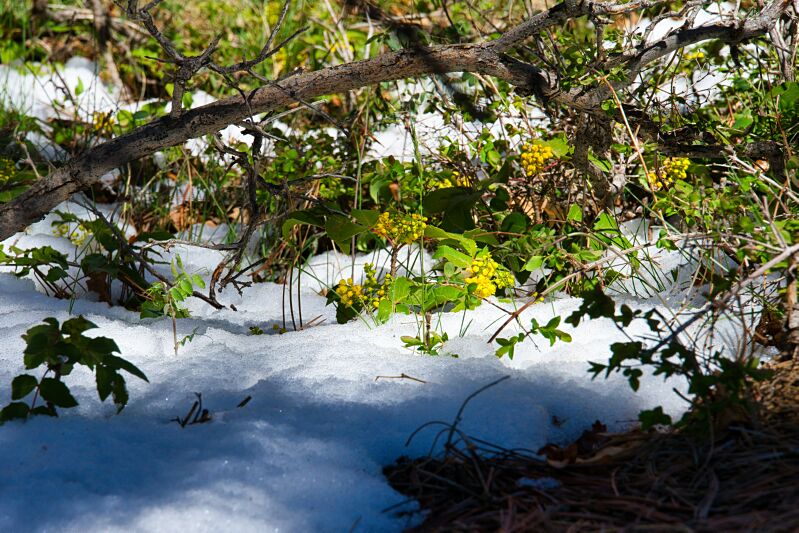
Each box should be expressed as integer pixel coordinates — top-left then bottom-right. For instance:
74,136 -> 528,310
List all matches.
140,255 -> 206,355
0,316 -> 148,424
495,316 -> 573,359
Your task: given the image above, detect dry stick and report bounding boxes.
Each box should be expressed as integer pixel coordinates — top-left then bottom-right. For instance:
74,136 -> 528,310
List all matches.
374,373 -> 427,384
445,375 -> 511,452
82,201 -> 225,309
641,243 -> 799,359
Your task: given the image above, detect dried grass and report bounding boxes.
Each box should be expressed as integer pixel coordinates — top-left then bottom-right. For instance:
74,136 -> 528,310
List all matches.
385,361 -> 799,532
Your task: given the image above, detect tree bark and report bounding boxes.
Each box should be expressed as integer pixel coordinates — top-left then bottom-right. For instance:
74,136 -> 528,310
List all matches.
32,0 -> 48,19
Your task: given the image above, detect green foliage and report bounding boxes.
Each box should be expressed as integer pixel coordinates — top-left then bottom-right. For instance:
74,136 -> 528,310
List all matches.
568,287 -> 773,430
0,0 -> 794,435
140,255 -> 206,319
0,316 -> 148,424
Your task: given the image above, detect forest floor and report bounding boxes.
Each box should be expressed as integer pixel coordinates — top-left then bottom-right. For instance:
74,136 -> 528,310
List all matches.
387,358 -> 799,531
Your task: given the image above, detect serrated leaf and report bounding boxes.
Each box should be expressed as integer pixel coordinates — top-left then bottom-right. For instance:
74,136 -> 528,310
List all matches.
0,401 -> 30,422
325,215 -> 366,254
105,354 -> 148,382
95,365 -> 113,401
111,375 -> 129,413
61,316 -> 97,337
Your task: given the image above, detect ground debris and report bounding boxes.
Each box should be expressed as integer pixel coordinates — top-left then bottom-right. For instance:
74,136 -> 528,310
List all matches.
386,377 -> 799,532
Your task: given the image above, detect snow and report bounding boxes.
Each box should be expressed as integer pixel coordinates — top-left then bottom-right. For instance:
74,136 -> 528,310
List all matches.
0,210 -> 700,532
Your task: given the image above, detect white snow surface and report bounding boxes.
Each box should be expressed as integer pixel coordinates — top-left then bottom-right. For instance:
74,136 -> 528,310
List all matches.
0,211 -> 699,532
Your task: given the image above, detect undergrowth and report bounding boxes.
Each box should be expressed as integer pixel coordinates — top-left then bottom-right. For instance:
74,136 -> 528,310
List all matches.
0,0 -> 796,431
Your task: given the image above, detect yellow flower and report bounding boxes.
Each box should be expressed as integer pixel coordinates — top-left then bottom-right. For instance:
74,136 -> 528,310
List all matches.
520,142 -> 554,176
428,171 -> 469,190
336,278 -> 363,307
494,269 -> 515,290
336,263 -> 393,312
464,252 -> 514,297
465,274 -> 496,298
372,211 -> 427,245
648,157 -> 690,191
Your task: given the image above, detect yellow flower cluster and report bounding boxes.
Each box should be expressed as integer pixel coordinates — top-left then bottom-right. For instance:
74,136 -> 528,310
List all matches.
363,263 -> 392,309
53,222 -> 90,246
647,157 -> 690,190
465,253 -> 515,298
373,211 -> 427,245
520,143 -> 554,176
685,50 -> 705,61
92,111 -> 115,135
336,278 -> 363,307
430,170 -> 469,189
335,264 -> 393,309
0,157 -> 15,185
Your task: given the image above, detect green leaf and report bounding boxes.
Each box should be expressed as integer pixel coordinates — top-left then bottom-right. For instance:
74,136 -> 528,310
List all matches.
38,378 -> 78,408
433,245 -> 472,269
377,299 -> 393,323
539,135 -> 570,157
351,209 -> 380,227
325,215 -> 367,253
423,188 -> 480,232
567,204 -> 583,223
388,276 -> 412,303
500,212 -> 528,234
638,406 -> 672,430
523,256 -> 545,272
61,316 -> 97,337
95,365 -> 114,401
0,401 -> 30,423
588,152 -> 611,172
178,278 -> 194,296
86,336 -> 120,357
105,354 -> 148,382
110,375 -> 129,413
45,266 -> 68,282
11,374 -> 38,400
281,209 -> 324,239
